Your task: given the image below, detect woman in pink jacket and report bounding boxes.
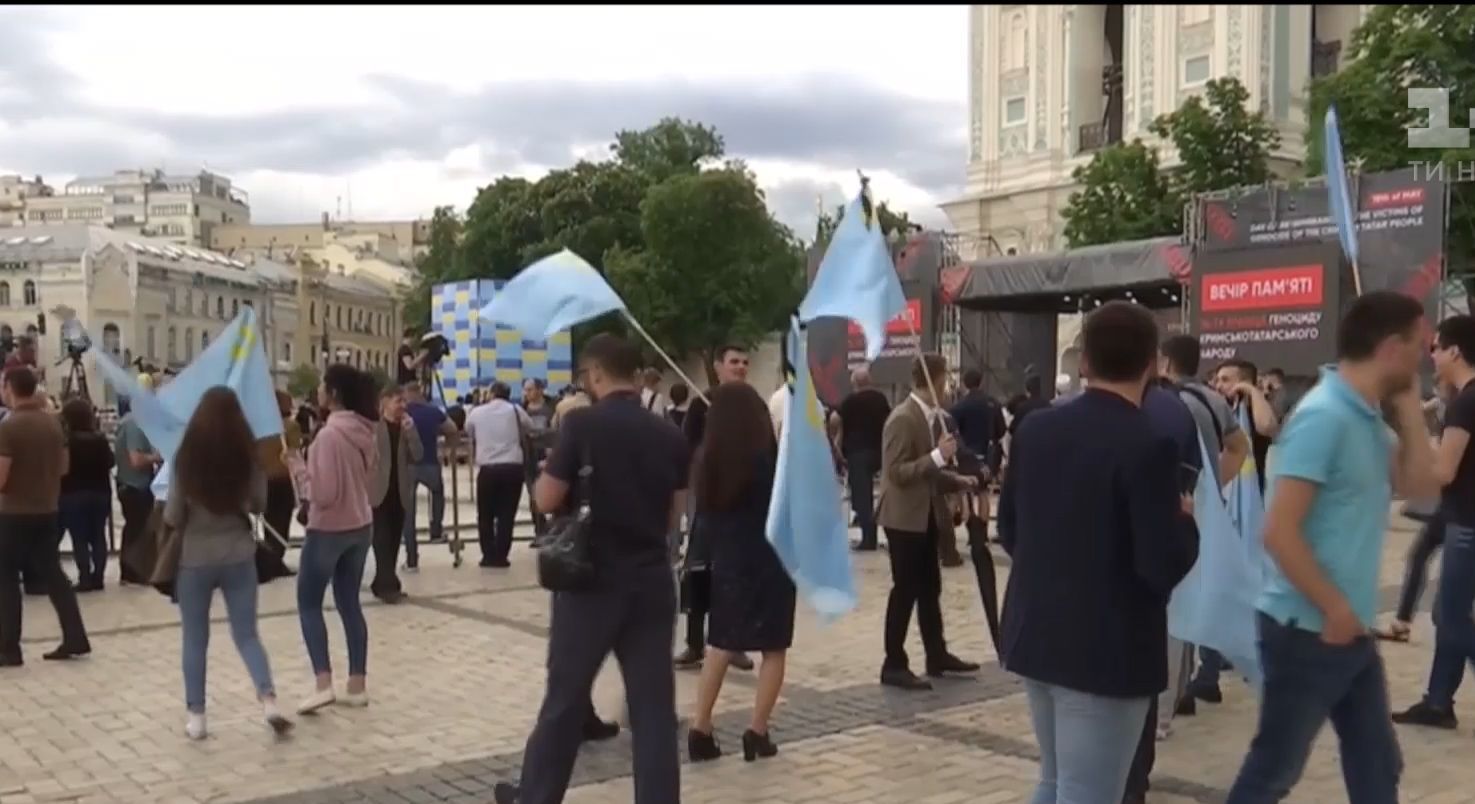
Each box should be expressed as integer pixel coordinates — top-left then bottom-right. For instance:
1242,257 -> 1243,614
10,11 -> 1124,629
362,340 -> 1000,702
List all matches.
296,364 -> 380,714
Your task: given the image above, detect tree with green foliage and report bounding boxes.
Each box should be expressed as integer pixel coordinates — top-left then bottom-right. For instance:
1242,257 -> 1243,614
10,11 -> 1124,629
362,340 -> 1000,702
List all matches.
413,118 -> 803,370
612,117 -> 725,183
1061,140 -> 1184,247
1307,4 -> 1475,280
287,364 -> 321,401
1149,77 -> 1282,197
1061,76 -> 1280,248
404,205 -> 463,334
606,166 -> 804,383
813,200 -> 915,247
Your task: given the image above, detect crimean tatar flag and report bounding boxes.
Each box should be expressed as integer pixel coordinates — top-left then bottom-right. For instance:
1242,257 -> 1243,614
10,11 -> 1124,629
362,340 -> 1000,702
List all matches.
92,306 -> 283,500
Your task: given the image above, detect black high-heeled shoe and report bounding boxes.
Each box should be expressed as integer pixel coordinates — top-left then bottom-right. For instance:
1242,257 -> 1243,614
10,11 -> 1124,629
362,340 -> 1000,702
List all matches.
688,729 -> 722,762
741,729 -> 777,762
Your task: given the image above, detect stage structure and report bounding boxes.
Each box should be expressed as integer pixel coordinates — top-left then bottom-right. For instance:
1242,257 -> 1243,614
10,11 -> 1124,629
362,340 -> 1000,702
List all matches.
429,279 -> 574,405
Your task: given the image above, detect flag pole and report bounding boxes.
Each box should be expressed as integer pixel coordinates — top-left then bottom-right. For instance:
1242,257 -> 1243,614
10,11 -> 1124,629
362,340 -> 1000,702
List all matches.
620,310 -> 710,405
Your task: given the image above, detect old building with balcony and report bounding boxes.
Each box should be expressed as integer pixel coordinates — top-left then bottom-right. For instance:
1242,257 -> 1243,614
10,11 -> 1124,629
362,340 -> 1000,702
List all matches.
941,4 -> 1369,259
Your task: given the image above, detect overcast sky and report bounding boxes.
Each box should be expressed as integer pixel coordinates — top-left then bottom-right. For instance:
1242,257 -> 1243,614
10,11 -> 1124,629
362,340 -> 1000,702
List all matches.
1,5 -> 968,240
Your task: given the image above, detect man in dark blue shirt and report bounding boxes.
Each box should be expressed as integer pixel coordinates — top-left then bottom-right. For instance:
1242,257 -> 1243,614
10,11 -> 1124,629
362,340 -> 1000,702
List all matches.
949,368 -> 1007,476
999,301 -> 1197,801
1124,378 -> 1203,803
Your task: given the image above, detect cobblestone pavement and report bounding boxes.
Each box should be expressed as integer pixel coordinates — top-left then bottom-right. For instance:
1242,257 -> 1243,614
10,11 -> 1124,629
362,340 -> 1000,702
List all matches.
3,509 -> 1472,804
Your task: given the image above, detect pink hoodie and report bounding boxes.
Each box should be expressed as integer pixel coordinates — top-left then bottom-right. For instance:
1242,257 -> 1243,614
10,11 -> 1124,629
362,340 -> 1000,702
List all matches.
307,411 -> 378,532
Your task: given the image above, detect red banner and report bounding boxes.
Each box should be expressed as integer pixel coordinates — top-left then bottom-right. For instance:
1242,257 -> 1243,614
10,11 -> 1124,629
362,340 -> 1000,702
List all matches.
1200,265 -> 1324,313
845,299 -> 923,338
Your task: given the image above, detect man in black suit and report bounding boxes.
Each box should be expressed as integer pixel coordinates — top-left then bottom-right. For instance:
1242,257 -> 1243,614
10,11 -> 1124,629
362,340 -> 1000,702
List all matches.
999,302 -> 1198,801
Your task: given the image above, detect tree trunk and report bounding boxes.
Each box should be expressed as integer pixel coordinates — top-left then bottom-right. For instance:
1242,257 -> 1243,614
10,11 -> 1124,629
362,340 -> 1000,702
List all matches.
702,347 -> 719,389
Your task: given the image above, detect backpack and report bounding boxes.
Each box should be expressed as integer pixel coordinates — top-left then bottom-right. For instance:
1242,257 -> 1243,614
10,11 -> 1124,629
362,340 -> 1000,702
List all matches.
1172,380 -> 1225,446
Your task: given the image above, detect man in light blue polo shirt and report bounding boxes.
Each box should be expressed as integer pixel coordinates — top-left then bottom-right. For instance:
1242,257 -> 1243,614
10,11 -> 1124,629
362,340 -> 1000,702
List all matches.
1227,292 -> 1438,803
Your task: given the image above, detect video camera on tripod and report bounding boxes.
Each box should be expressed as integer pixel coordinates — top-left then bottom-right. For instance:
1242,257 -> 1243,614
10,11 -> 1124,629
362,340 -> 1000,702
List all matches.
54,317 -> 92,402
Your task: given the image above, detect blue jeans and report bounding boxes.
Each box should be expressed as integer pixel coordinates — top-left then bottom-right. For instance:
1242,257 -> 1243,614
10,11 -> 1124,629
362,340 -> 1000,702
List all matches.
402,463 -> 445,564
1424,522 -> 1475,709
1023,679 -> 1150,804
1226,614 -> 1401,803
58,491 -> 110,584
297,527 -> 372,677
177,560 -> 276,713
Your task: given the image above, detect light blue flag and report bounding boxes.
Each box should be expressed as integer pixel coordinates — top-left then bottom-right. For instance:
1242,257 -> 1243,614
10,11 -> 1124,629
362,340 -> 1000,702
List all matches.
92,306 -> 283,468
1324,105 -> 1360,267
800,187 -> 907,361
1227,405 -> 1267,551
1167,433 -> 1264,688
765,322 -> 856,618
477,249 -> 626,339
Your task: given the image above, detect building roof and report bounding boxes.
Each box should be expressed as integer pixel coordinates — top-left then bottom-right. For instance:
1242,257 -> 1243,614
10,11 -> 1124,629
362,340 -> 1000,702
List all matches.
0,223 -> 265,289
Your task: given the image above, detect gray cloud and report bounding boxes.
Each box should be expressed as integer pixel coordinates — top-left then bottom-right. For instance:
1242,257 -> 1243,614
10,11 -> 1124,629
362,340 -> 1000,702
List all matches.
1,8 -> 966,228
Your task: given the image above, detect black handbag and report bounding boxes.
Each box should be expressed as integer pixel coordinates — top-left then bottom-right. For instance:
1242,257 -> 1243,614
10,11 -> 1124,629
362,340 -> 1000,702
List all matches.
536,441 -> 596,591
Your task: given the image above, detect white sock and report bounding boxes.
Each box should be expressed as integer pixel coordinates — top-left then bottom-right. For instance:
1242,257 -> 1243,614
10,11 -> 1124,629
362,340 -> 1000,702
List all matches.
186,712 -> 207,740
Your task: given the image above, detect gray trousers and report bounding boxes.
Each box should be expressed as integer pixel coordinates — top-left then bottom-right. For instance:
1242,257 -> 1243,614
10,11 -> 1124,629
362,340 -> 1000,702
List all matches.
518,563 -> 680,804
1160,637 -> 1193,731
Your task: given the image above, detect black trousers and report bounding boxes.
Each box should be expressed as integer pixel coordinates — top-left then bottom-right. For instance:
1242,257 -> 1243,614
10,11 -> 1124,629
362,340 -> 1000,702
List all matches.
682,568 -> 712,654
518,563 -> 678,804
117,485 -> 155,583
0,513 -> 90,657
370,502 -> 406,597
476,463 -> 524,564
525,465 -> 549,537
264,476 -> 296,562
883,520 -> 947,671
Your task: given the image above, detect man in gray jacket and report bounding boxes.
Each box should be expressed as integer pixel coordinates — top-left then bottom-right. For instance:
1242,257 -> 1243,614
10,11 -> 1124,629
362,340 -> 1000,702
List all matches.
369,388 -> 423,603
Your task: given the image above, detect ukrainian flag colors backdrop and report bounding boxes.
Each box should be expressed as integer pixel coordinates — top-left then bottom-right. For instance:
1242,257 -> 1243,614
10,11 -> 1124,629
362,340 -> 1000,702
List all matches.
431,279 -> 574,404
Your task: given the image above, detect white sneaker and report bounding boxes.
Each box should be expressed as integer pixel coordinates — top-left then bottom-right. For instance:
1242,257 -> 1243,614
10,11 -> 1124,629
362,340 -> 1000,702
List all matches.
185,712 -> 207,741
297,688 -> 336,715
340,690 -> 370,708
263,701 -> 294,736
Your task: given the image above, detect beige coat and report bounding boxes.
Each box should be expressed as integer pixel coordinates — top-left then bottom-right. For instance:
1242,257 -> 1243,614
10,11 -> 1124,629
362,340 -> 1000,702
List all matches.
876,397 -> 963,537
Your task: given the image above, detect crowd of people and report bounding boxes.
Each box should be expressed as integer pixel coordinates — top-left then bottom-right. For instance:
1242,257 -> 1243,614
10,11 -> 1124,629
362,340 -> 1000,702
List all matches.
3,292 -> 1473,803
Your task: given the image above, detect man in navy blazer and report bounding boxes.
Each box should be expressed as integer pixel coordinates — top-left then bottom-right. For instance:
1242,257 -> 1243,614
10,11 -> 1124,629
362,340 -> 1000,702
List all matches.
998,301 -> 1198,802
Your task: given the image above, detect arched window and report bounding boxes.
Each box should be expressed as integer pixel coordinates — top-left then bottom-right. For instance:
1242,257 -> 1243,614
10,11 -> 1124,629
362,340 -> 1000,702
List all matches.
202,330 -> 210,350
336,306 -> 343,330
0,325 -> 11,341
102,323 -> 121,356
1004,11 -> 1027,71
199,295 -> 208,317
147,325 -> 157,358
185,327 -> 195,360
22,280 -> 37,306
310,301 -> 317,326
25,324 -> 38,340
168,326 -> 178,361
231,298 -> 239,319
185,288 -> 193,312
283,340 -> 293,363
0,281 -> 9,307
216,296 -> 225,319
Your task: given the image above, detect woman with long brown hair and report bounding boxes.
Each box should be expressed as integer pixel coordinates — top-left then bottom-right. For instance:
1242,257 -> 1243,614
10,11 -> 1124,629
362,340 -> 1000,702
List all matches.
686,382 -> 795,763
166,386 -> 291,740
58,399 -> 113,592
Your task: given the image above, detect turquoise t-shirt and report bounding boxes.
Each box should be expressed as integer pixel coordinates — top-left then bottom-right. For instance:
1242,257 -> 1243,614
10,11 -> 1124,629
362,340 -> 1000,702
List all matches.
1257,367 -> 1392,632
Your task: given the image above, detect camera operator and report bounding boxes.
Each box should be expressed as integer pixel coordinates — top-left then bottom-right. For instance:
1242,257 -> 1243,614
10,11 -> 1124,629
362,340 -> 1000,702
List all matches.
396,329 -> 423,387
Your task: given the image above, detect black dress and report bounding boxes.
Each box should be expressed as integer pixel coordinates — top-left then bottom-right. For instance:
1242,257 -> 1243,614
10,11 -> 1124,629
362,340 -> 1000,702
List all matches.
705,453 -> 796,652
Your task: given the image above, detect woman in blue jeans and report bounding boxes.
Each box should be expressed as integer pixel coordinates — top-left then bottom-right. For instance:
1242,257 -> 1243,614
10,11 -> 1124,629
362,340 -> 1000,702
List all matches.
165,387 -> 292,740
297,365 -> 378,714
57,399 -> 114,592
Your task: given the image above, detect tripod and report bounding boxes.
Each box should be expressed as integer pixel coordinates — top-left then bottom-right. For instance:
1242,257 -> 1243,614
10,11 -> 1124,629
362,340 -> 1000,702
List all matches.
425,362 -> 465,569
56,351 -> 90,402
